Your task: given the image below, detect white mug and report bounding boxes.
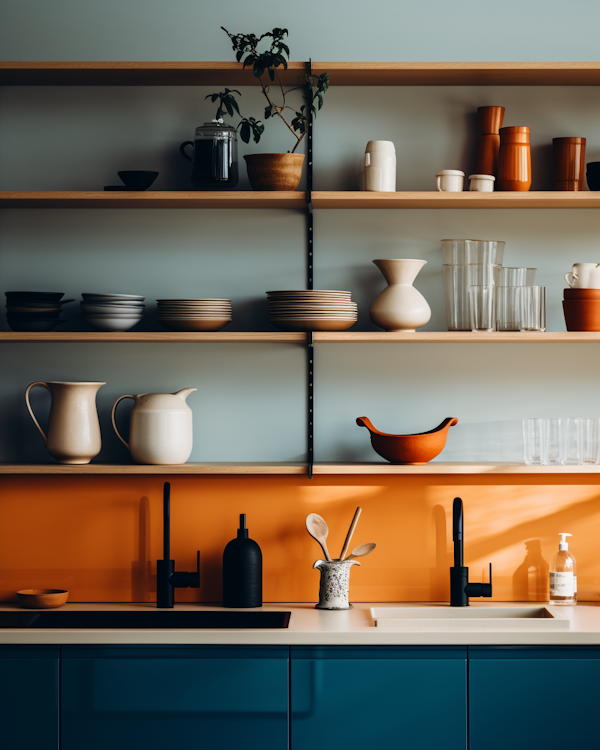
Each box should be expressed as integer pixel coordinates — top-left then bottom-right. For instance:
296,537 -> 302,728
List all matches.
469,174 -> 495,192
364,140 -> 396,192
565,263 -> 600,289
436,169 -> 465,192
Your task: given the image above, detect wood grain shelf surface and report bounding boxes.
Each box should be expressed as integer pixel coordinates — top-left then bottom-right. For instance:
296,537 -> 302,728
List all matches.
313,332 -> 600,343
312,191 -> 600,209
0,191 -> 306,209
314,463 -> 600,475
0,332 -> 305,343
0,463 -> 307,475
2,61 -> 600,87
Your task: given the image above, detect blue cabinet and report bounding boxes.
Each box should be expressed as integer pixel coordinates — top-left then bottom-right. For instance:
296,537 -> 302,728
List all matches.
469,647 -> 600,750
61,646 -> 289,750
291,646 -> 467,750
0,646 -> 59,750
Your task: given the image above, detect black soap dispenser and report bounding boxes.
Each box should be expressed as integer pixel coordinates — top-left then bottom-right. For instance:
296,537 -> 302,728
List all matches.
223,514 -> 262,608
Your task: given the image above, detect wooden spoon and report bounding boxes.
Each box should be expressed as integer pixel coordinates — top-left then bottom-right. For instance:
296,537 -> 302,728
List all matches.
344,542 -> 376,561
306,513 -> 333,561
339,507 -> 362,561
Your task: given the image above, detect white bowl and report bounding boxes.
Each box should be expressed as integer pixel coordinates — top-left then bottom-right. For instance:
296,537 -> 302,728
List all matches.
81,303 -> 146,314
84,315 -> 143,332
81,293 -> 145,301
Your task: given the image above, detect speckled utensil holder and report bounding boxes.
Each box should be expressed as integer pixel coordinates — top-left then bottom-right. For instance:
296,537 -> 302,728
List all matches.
313,559 -> 360,610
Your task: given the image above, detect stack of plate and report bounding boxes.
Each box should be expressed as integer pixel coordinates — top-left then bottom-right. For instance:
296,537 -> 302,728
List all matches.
5,291 -> 73,332
81,293 -> 145,331
267,290 -> 358,331
157,299 -> 232,332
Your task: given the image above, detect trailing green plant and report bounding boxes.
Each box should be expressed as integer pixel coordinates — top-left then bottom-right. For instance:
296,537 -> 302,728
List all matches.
207,27 -> 329,153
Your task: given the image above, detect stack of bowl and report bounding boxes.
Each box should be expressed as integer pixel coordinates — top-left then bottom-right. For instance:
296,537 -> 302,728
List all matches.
267,290 -> 358,331
81,293 -> 145,331
157,299 -> 232,331
563,288 -> 600,331
5,291 -> 72,332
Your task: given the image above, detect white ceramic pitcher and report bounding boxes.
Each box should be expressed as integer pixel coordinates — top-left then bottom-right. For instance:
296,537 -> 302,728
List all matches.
111,388 -> 196,465
25,381 -> 105,464
369,259 -> 431,332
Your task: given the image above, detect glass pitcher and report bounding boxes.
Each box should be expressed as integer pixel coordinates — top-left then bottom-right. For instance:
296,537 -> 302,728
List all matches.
180,119 -> 239,189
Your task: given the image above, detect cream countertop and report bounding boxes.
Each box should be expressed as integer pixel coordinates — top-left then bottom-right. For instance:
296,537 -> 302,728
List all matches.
0,601 -> 600,646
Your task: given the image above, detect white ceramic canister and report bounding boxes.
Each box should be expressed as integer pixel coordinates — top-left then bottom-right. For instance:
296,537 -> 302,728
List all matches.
112,388 -> 196,465
436,169 -> 465,192
364,140 -> 396,192
469,174 -> 495,192
565,263 -> 600,289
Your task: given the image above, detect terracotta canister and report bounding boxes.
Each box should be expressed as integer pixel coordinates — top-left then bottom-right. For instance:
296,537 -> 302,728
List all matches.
112,388 -> 196,465
553,137 -> 586,191
25,381 -> 105,464
313,559 -> 360,610
369,259 -> 431,332
475,106 -> 505,177
497,126 -> 531,191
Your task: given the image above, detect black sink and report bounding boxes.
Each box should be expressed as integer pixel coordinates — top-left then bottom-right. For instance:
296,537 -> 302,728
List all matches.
0,611 -> 291,629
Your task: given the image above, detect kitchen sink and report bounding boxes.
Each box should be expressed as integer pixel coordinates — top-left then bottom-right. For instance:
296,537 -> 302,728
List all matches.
371,606 -> 569,630
0,611 -> 291,629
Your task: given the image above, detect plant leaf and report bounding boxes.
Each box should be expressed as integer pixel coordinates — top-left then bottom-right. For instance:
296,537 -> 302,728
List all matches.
240,121 -> 251,143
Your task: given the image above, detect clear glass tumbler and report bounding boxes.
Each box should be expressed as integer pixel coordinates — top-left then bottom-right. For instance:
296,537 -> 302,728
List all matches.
496,286 -> 521,331
441,239 -> 505,265
523,418 -> 546,465
470,285 -> 496,332
499,267 -> 527,286
543,418 -> 562,465
581,418 -> 600,465
443,264 -> 500,330
561,418 -> 582,465
519,286 -> 546,332
526,268 -> 538,285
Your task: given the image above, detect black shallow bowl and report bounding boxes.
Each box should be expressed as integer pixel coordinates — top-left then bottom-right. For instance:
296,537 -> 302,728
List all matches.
587,172 -> 600,191
117,171 -> 159,190
6,319 -> 62,332
5,291 -> 65,301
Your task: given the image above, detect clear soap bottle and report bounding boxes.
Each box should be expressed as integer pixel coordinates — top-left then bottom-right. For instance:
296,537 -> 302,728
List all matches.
549,533 -> 577,605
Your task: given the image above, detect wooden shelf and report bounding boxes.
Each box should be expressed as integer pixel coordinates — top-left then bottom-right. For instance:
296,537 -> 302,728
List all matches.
313,332 -> 600,343
314,463 -> 600,475
312,192 -> 600,209
2,61 -> 600,87
0,61 -> 308,86
0,463 -> 306,475
0,191 -> 306,209
0,332 -> 305,343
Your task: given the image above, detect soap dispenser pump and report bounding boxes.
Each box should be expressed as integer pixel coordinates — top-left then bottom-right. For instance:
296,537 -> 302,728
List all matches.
550,532 -> 577,606
223,514 -> 262,608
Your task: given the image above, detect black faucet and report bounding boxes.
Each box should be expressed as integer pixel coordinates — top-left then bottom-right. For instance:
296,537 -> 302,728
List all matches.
156,482 -> 200,608
450,497 -> 492,606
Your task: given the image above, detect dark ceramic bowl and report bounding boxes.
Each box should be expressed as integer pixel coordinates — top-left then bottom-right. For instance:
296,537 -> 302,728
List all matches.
117,171 -> 159,190
586,161 -> 600,172
586,172 -> 600,191
6,318 -> 62,332
563,299 -> 600,331
5,291 -> 64,301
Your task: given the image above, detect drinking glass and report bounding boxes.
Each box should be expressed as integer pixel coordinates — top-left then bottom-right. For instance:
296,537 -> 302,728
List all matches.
543,418 -> 562,465
441,239 -> 505,265
581,418 -> 600,465
523,418 -> 546,465
526,268 -> 538,285
443,264 -> 500,330
499,267 -> 527,286
496,286 -> 521,331
561,418 -> 582,465
519,286 -> 546,332
470,285 -> 496,332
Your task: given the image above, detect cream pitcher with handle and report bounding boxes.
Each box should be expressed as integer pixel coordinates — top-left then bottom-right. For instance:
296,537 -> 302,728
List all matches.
111,388 -> 196,465
25,381 -> 105,464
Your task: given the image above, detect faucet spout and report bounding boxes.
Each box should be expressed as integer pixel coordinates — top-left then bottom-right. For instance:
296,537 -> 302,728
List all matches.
450,497 -> 492,606
452,497 -> 463,568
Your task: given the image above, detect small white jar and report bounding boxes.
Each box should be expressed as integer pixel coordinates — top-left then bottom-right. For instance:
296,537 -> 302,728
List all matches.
364,140 -> 396,191
436,169 -> 465,192
469,174 -> 495,192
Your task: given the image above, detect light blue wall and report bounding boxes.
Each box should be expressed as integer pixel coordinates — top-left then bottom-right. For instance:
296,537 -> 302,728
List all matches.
2,1 -> 600,464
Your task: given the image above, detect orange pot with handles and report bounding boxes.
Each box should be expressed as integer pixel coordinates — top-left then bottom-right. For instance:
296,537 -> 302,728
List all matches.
498,126 -> 531,191
356,416 -> 458,464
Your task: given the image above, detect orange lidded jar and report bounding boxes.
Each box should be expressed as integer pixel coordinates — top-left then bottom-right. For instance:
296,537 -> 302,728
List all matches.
497,126 -> 531,191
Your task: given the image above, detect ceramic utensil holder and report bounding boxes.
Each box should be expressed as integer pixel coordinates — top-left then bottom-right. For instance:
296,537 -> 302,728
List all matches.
313,559 -> 360,610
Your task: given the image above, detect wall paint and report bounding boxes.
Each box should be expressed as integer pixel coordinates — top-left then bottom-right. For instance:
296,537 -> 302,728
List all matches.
0,476 -> 598,604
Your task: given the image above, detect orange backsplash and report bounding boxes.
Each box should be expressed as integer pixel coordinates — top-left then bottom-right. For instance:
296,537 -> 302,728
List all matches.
0,475 -> 599,603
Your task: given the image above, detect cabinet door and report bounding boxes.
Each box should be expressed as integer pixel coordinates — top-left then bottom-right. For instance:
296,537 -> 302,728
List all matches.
291,646 -> 467,750
469,646 -> 600,750
61,645 -> 289,750
0,646 -> 59,750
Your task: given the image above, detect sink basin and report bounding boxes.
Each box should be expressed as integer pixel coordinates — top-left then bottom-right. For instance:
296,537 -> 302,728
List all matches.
0,611 -> 291,629
371,606 -> 569,630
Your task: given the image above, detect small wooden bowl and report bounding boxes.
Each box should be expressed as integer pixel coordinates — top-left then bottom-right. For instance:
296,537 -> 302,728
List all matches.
16,589 -> 69,609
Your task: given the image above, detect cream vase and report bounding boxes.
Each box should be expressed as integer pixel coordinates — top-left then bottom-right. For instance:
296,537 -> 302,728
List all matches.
25,381 -> 105,464
369,259 -> 431,332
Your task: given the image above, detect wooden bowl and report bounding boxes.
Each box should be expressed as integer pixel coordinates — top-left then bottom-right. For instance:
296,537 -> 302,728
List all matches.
16,589 -> 69,609
563,300 -> 600,331
356,417 -> 458,464
564,288 -> 600,300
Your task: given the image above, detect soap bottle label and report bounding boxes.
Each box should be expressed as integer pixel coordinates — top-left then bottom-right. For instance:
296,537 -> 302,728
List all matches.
550,571 -> 574,597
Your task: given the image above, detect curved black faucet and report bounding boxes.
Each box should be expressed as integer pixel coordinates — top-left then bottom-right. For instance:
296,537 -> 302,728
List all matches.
156,482 -> 200,608
450,497 -> 492,606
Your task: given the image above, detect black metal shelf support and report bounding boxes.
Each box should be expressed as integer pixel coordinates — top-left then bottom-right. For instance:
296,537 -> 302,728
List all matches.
307,59 -> 314,478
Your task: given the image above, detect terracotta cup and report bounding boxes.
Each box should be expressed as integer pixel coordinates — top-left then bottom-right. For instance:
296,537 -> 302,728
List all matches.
563,299 -> 600,331
553,137 -> 586,191
497,127 -> 531,191
475,107 -> 505,176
